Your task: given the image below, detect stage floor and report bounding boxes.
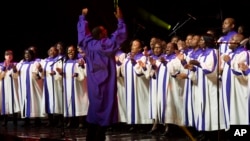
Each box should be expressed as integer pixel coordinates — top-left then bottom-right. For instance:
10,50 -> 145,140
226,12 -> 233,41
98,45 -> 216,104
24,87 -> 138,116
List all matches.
0,118 -> 229,141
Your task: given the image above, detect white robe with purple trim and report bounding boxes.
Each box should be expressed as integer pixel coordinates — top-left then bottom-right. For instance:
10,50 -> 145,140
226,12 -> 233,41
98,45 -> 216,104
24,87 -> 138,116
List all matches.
143,58 -> 162,121
163,58 -> 185,126
116,51 -> 127,122
56,59 -> 89,117
196,48 -> 229,131
155,54 -> 176,124
0,63 -> 20,115
221,47 -> 249,125
40,57 -> 63,115
15,60 -> 44,118
121,53 -> 153,124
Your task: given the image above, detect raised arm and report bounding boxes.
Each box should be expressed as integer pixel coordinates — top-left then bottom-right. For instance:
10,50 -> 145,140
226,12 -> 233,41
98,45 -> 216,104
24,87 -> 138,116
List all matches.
77,8 -> 91,47
110,7 -> 127,46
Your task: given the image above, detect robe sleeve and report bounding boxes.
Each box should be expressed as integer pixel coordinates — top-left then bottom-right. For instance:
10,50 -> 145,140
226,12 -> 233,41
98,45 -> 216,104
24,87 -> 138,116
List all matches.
200,49 -> 217,74
77,15 -> 127,54
77,15 -> 91,48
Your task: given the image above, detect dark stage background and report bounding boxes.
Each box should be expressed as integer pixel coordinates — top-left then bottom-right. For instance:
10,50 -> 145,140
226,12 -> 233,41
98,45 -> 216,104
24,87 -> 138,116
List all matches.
2,0 -> 249,61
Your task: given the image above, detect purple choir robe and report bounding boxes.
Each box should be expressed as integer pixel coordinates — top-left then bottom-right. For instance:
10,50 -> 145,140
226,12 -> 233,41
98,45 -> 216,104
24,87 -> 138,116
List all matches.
77,14 -> 127,126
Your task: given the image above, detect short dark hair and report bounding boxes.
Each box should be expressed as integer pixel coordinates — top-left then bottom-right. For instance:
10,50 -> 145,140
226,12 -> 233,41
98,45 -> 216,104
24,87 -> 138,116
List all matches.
5,50 -> 13,55
92,26 -> 102,40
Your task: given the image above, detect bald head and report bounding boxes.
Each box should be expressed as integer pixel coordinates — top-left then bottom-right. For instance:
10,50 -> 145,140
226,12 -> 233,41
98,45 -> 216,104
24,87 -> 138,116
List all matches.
229,33 -> 244,50
222,17 -> 235,34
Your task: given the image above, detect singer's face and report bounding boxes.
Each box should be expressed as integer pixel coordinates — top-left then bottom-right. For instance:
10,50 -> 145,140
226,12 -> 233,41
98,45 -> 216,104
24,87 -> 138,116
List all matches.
238,26 -> 244,34
177,40 -> 186,50
153,43 -> 163,56
185,35 -> 193,47
24,50 -> 32,61
171,37 -> 179,44
5,54 -> 13,61
67,46 -> 76,59
48,47 -> 58,58
199,37 -> 206,48
229,34 -> 244,50
130,40 -> 142,55
165,43 -> 175,55
150,37 -> 158,49
222,18 -> 234,34
190,35 -> 200,48
56,44 -> 64,55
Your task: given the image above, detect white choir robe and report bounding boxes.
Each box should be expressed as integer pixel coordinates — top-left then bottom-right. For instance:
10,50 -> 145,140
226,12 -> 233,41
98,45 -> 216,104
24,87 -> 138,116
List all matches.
15,60 -> 44,118
164,58 -> 185,126
221,48 -> 249,125
219,52 -> 232,131
179,53 -> 195,127
40,57 -> 63,115
116,52 -> 127,123
56,59 -> 89,117
182,69 -> 196,127
121,54 -> 153,124
185,50 -> 204,129
0,65 -> 20,115
188,66 -> 204,130
156,60 -> 171,124
196,48 -> 229,131
242,66 -> 250,125
143,59 -> 161,121
180,51 -> 199,127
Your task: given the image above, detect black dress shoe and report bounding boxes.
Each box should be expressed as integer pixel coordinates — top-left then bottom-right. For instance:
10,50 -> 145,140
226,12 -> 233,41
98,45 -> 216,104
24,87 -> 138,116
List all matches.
78,123 -> 84,129
65,122 -> 71,128
21,122 -> 30,127
2,122 -> 7,127
2,116 -> 8,127
195,133 -> 206,141
45,122 -> 53,127
161,130 -> 172,136
128,126 -> 135,132
13,120 -> 18,127
56,122 -> 63,128
147,128 -> 158,134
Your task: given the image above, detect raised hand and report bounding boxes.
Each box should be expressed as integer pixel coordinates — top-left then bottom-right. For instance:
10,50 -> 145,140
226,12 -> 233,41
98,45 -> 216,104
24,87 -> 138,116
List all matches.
78,59 -> 85,66
149,57 -> 156,65
189,60 -> 200,66
56,67 -> 63,75
114,7 -> 123,19
223,55 -> 230,63
177,52 -> 184,61
238,62 -> 249,71
138,60 -> 145,68
184,64 -> 194,70
82,8 -> 88,16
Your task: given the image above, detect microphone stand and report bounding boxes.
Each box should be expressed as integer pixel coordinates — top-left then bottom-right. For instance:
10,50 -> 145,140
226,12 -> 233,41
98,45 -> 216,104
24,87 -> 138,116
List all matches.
51,56 -> 65,138
216,43 -> 221,141
168,17 -> 192,37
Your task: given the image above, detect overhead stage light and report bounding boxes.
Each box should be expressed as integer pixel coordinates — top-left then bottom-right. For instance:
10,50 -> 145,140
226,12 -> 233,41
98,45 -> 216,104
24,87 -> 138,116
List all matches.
137,8 -> 171,30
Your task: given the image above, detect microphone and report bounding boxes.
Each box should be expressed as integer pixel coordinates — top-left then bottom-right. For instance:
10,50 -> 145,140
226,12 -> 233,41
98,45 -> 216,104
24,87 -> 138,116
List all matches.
216,41 -> 239,45
172,22 -> 180,30
114,0 -> 118,9
50,56 -> 66,66
187,13 -> 197,20
137,24 -> 145,29
240,38 -> 249,45
216,41 -> 229,44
